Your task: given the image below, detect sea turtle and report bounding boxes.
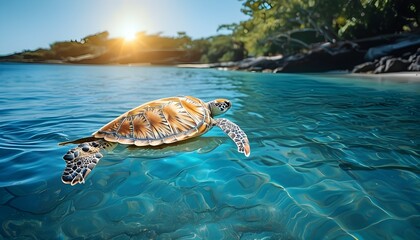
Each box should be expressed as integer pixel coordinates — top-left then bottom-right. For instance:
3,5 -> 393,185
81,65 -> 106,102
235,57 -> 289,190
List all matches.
60,96 -> 250,186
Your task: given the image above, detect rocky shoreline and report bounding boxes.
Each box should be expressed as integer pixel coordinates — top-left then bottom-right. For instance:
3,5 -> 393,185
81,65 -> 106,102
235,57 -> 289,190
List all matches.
180,33 -> 420,75
2,32 -> 420,76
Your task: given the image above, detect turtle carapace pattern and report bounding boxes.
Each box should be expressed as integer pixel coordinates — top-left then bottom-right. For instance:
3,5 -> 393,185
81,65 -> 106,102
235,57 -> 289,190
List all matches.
61,96 -> 250,186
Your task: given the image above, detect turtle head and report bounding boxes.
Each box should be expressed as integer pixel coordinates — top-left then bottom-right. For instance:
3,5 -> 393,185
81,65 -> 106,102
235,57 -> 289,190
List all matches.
207,99 -> 231,116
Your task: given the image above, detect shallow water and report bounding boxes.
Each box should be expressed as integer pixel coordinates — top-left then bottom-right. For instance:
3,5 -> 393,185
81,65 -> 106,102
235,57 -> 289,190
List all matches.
0,63 -> 419,239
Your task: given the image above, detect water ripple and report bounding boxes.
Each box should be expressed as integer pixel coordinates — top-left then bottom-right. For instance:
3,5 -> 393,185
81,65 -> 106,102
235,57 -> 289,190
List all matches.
0,64 -> 419,239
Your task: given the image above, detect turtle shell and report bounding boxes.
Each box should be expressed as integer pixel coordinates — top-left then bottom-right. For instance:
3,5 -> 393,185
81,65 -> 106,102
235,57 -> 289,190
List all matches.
93,96 -> 213,146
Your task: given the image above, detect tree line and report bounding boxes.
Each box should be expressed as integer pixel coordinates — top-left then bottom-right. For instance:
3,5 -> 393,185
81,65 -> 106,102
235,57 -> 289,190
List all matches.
3,0 -> 419,64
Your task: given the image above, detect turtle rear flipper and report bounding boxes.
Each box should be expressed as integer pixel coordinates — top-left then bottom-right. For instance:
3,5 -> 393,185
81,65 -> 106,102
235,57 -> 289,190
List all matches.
61,141 -> 106,185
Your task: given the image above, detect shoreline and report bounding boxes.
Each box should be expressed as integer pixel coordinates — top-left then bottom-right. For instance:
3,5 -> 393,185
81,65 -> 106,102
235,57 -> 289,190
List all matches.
347,72 -> 420,82
2,61 -> 420,82
178,62 -> 420,81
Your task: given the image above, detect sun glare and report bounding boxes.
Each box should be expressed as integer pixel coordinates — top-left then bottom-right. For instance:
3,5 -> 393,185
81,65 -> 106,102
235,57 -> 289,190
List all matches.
123,29 -> 137,42
111,14 -> 142,42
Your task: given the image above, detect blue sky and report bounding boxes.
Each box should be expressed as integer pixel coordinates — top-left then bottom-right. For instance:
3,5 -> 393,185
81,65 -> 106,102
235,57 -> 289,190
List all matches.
0,0 -> 248,55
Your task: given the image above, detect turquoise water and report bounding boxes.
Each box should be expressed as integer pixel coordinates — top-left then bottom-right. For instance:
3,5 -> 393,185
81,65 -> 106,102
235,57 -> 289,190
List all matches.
0,63 -> 419,239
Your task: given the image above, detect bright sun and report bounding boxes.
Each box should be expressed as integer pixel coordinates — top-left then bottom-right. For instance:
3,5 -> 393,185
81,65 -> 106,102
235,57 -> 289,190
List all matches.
123,29 -> 137,41
112,15 -> 141,42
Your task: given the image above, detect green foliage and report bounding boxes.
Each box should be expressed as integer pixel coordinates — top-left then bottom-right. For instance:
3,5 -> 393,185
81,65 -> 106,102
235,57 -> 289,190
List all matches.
8,1 -> 419,64
225,0 -> 420,56
134,32 -> 192,50
50,41 -> 92,59
338,0 -> 420,38
22,48 -> 54,60
82,31 -> 109,45
25,31 -> 196,62
190,35 -> 246,63
184,39 -> 210,62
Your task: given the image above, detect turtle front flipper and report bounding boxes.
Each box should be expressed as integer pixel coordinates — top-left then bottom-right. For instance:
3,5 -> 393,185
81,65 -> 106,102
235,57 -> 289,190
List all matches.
214,118 -> 250,157
61,140 -> 114,186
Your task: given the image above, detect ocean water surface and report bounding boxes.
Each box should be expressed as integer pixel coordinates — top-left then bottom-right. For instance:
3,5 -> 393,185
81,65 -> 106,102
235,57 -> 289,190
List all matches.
0,63 -> 419,239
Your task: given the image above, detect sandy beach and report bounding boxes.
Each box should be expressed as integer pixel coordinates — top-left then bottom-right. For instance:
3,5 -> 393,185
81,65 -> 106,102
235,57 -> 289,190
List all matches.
350,72 -> 420,82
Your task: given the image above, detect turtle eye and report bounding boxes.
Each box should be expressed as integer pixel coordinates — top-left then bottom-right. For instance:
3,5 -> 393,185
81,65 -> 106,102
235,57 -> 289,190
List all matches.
215,102 -> 225,111
210,99 -> 231,116
218,101 -> 231,112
